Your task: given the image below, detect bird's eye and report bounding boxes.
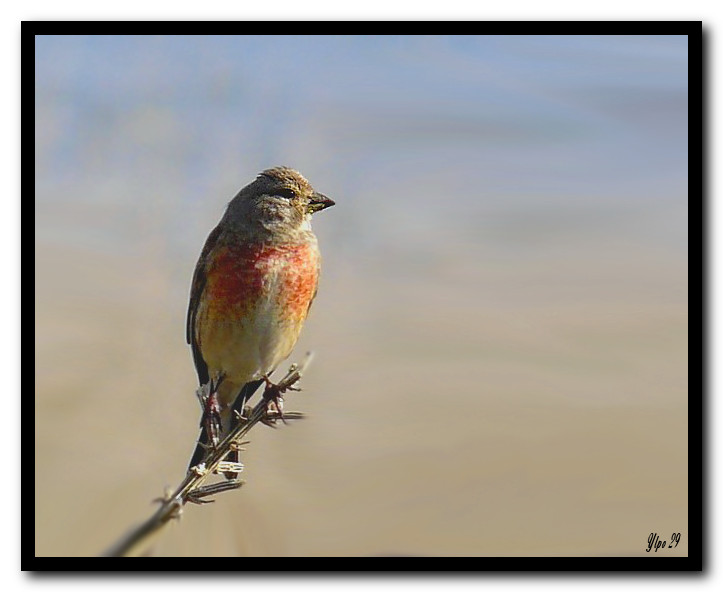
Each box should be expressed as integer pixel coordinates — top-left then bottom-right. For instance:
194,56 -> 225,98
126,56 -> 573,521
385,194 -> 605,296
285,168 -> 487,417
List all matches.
276,187 -> 296,199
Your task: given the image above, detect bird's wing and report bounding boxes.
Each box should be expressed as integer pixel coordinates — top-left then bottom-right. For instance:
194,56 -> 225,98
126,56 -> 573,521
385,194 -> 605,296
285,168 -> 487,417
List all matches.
186,223 -> 223,385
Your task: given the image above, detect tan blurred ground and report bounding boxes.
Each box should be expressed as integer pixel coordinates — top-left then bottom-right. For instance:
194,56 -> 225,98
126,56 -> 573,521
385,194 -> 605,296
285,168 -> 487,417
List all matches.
35,220 -> 688,557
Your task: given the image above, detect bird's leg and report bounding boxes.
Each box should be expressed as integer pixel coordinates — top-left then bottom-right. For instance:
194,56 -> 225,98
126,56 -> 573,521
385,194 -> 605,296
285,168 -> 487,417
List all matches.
203,393 -> 222,449
201,374 -> 225,449
261,375 -> 287,425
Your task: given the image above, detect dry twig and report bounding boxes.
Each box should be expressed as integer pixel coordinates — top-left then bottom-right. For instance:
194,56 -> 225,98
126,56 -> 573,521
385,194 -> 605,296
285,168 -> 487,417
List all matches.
102,352 -> 313,557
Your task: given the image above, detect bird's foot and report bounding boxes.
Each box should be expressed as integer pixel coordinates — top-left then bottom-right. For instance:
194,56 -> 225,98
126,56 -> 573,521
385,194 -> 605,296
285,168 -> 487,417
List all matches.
261,376 -> 287,426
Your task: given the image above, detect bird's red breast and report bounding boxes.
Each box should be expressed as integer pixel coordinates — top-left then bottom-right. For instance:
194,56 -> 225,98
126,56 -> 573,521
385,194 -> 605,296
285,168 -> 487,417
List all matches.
203,241 -> 320,325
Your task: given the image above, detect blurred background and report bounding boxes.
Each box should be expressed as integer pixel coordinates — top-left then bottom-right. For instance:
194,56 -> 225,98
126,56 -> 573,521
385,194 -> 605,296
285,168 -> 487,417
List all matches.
35,35 -> 688,557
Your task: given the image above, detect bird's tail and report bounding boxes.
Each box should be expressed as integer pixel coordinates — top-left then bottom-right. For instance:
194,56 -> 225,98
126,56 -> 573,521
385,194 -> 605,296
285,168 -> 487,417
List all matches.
187,378 -> 265,479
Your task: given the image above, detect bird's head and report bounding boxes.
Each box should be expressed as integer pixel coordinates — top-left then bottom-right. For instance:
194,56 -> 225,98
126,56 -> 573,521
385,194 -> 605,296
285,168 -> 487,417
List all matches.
226,167 -> 334,238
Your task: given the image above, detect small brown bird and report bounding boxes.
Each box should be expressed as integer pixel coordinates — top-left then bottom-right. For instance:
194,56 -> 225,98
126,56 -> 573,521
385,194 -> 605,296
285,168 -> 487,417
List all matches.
186,167 -> 334,472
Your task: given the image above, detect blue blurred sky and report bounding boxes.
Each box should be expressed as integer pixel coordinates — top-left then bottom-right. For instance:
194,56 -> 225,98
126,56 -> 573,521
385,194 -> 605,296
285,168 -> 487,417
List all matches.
35,34 -> 688,277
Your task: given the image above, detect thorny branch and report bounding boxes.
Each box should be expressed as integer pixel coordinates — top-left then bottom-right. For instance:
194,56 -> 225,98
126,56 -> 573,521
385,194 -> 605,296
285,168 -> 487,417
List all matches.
102,352 -> 313,557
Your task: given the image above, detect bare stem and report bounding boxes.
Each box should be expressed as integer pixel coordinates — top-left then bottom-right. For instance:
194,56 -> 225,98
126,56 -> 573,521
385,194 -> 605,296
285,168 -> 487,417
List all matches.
102,352 -> 314,557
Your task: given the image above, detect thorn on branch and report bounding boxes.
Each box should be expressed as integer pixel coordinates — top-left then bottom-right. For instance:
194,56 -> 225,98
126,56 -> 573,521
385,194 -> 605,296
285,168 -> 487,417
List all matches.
190,463 -> 208,477
187,480 -> 243,504
217,460 -> 244,475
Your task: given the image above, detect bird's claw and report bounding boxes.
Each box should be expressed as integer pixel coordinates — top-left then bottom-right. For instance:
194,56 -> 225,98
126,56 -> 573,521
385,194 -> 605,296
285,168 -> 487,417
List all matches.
262,377 -> 287,425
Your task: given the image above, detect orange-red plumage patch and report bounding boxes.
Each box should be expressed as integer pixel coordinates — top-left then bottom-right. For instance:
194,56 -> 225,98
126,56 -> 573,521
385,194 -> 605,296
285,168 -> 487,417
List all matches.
205,243 -> 318,322
276,243 -> 319,321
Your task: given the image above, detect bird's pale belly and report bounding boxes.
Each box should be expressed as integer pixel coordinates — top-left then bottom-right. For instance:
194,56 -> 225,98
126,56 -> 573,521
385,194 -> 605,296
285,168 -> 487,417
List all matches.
197,242 -> 319,389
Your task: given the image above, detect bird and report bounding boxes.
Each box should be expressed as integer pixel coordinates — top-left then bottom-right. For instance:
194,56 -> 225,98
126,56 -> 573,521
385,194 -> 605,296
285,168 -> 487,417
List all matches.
186,166 -> 334,474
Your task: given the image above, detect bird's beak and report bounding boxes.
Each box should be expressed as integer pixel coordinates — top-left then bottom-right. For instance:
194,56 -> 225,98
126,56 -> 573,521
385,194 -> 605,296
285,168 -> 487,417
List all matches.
308,191 -> 335,214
